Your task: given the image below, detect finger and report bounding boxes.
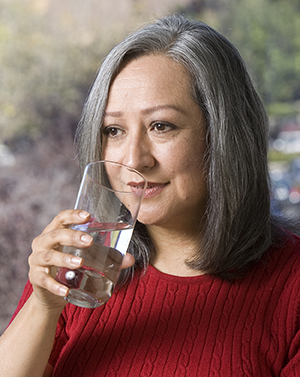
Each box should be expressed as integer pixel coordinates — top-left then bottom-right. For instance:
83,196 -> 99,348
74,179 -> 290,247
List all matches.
29,248 -> 85,271
30,269 -> 70,297
30,233 -> 93,271
42,209 -> 91,234
120,253 -> 135,270
32,227 -> 93,255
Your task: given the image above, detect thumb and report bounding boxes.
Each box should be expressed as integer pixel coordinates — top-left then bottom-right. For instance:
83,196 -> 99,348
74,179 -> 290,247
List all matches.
121,253 -> 135,270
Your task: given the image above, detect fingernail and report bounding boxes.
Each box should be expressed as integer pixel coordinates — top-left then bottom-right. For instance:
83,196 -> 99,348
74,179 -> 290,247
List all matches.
71,256 -> 82,266
80,234 -> 92,244
59,286 -> 68,296
79,211 -> 89,219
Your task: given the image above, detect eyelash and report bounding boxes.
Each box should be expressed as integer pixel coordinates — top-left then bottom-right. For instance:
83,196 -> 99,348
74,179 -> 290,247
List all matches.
102,121 -> 176,138
150,122 -> 174,132
102,126 -> 122,137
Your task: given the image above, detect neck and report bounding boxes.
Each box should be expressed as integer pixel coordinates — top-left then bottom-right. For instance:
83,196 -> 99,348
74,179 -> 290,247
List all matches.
146,224 -> 204,277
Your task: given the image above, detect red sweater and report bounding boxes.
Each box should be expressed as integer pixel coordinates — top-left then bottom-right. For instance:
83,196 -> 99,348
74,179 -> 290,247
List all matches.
11,234 -> 300,376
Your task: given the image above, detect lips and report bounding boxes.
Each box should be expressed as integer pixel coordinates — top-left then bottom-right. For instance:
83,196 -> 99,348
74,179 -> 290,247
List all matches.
128,181 -> 168,199
143,183 -> 167,198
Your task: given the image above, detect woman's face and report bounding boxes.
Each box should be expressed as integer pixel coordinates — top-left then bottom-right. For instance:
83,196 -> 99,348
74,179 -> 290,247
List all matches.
102,54 -> 207,232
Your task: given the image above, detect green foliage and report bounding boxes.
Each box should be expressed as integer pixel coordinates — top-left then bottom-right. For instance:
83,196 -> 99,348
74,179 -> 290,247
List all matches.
219,0 -> 300,106
268,149 -> 300,163
185,0 -> 300,113
267,101 -> 300,118
0,0 -> 127,142
2,0 -> 300,141
1,4 -> 79,140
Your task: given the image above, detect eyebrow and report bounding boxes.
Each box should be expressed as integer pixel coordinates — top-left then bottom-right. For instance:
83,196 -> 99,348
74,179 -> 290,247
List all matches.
104,104 -> 186,117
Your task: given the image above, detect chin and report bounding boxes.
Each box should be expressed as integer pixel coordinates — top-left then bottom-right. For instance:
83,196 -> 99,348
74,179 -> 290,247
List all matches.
137,211 -> 165,226
136,216 -> 157,226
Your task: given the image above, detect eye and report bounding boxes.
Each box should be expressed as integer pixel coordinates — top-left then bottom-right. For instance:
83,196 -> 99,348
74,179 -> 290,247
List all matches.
102,126 -> 122,138
151,122 -> 175,133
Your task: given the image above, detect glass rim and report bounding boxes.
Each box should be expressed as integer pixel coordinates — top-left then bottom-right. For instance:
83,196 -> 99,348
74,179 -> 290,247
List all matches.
83,160 -> 148,194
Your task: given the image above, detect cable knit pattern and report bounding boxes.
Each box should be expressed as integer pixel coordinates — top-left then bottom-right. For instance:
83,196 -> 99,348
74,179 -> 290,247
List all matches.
10,234 -> 300,376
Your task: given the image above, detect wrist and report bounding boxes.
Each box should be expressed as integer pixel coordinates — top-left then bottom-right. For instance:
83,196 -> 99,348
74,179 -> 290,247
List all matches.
28,292 -> 66,321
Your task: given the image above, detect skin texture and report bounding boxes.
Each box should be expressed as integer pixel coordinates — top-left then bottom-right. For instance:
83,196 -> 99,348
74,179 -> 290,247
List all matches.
102,55 -> 207,230
102,54 -> 207,275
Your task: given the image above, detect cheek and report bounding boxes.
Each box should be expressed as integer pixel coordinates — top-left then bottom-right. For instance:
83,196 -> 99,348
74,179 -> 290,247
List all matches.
101,145 -> 121,162
176,164 -> 206,192
172,150 -> 206,197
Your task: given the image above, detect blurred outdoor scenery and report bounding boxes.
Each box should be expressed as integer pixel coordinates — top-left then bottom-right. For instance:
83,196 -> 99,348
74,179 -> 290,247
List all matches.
1,0 -> 300,334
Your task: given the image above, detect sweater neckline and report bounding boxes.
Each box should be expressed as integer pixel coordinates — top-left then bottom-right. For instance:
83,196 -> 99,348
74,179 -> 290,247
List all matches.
146,264 -> 215,285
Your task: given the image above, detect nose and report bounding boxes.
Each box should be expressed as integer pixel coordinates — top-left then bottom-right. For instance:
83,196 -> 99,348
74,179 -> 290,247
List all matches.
122,129 -> 155,172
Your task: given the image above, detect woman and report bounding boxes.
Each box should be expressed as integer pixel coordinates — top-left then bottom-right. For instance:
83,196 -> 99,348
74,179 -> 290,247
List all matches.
1,14 -> 300,376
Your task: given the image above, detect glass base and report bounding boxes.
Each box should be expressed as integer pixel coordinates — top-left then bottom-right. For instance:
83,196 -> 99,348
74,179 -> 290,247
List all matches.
64,289 -> 104,308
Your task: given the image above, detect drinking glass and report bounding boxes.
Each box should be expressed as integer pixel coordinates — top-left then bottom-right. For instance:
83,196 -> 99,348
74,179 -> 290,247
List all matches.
52,160 -> 147,308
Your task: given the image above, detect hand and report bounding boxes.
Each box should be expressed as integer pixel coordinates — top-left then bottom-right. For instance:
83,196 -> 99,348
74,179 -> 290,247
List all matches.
29,210 -> 135,311
29,210 -> 92,310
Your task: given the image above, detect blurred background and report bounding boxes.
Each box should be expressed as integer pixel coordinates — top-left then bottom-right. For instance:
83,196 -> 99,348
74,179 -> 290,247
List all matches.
1,0 -> 300,334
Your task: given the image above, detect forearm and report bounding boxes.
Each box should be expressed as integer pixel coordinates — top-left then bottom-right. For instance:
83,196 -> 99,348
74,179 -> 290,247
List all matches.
0,209 -> 94,376
0,293 -> 63,377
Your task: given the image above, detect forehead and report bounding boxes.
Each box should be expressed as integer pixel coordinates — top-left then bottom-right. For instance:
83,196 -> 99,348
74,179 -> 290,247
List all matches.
107,54 -> 194,106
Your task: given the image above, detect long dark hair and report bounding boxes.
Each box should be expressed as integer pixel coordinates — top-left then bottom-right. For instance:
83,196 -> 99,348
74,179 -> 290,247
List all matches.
76,14 -> 289,283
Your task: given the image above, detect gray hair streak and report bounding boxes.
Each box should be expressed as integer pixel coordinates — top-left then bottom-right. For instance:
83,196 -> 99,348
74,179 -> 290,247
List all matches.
76,14 -> 286,282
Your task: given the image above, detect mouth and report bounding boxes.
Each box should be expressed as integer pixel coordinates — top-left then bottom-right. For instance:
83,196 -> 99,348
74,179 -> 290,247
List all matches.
128,181 -> 168,199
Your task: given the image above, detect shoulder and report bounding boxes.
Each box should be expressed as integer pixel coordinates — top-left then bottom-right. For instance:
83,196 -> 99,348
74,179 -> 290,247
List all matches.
260,231 -> 300,269
277,232 -> 300,291
241,233 -> 300,305
259,232 -> 300,308
271,232 -> 300,270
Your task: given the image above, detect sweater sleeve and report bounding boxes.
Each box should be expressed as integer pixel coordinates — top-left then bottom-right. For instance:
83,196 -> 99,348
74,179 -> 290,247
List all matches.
8,279 -> 33,326
280,240 -> 300,377
7,279 -> 69,368
48,307 -> 69,367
